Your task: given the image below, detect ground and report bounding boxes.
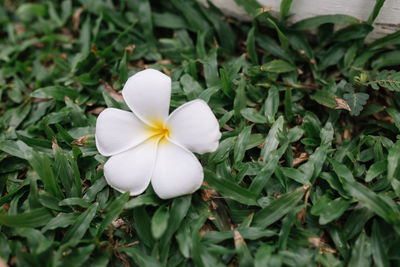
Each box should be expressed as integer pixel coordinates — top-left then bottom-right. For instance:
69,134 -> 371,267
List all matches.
0,0 -> 400,266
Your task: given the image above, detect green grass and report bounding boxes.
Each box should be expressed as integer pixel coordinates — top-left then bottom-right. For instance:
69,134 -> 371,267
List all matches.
1,0 -> 400,266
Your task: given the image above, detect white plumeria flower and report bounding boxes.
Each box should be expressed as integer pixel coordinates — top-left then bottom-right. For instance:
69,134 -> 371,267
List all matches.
95,69 -> 221,199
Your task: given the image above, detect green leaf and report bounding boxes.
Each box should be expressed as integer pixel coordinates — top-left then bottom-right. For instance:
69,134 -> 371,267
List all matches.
240,108 -> 268,124
170,0 -> 210,31
365,160 -> 387,182
334,23 -> 373,42
344,207 -> 374,240
132,206 -> 153,247
62,202 -> 98,244
119,247 -> 162,267
83,177 -> 107,202
372,51 -> 400,69
265,18 -> 290,52
41,213 -> 80,232
280,167 -> 310,185
97,192 -> 129,237
234,76 -> 247,120
367,0 -> 386,25
366,70 -> 400,91
284,87 -> 292,122
31,86 -> 79,101
199,86 -> 220,103
261,60 -> 296,73
220,68 -> 234,98
202,228 -> 275,243
205,169 -> 258,206
159,195 -> 191,262
261,116 -> 284,161
58,197 -> 91,208
0,140 -> 33,160
318,44 -> 346,70
53,144 -> 76,197
386,107 -> 400,131
280,0 -> 293,21
0,232 -> 11,261
292,14 -> 358,30
59,244 -> 96,267
343,88 -> 369,116
310,90 -> 337,108
125,193 -> 161,209
15,228 -> 52,254
234,125 -> 253,166
233,0 -> 262,17
201,4 -> 236,52
277,209 -> 296,250
0,208 -> 53,228
247,26 -> 258,64
29,151 -> 64,199
348,232 -> 371,267
264,86 -> 279,123
387,141 -> 400,181
151,204 -> 170,239
328,158 -> 355,182
371,220 -> 390,267
16,3 -> 47,20
344,43 -> 359,69
180,73 -> 203,99
369,31 -> 400,50
208,136 -> 236,163
202,48 -> 219,88
342,180 -> 400,225
153,12 -> 188,29
253,187 -> 306,228
135,0 -> 154,42
118,51 -> 128,84
249,153 -> 279,194
310,195 -> 351,224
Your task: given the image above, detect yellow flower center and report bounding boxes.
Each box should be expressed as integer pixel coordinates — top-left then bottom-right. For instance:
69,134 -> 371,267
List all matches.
147,120 -> 171,144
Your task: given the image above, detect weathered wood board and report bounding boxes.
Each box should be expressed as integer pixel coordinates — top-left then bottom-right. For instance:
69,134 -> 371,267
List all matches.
199,0 -> 400,41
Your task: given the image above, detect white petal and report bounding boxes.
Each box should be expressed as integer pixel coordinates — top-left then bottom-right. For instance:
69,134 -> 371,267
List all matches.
122,69 -> 171,126
95,108 -> 150,156
103,140 -> 158,196
151,141 -> 203,199
167,99 -> 221,154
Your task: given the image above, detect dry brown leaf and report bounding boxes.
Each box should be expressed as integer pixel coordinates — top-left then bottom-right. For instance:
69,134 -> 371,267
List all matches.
125,44 -> 136,55
161,66 -> 171,76
112,218 -> 125,229
33,42 -> 45,48
297,185 -> 311,224
88,106 -> 105,115
14,24 -> 25,35
308,236 -> 337,254
73,6 -> 86,32
293,152 -> 309,167
201,181 -> 219,210
222,124 -> 234,131
199,223 -> 215,237
308,237 -> 321,247
258,7 -> 272,14
334,96 -> 351,111
0,257 -> 8,267
100,79 -> 124,102
72,136 -> 88,146
51,137 -> 59,150
234,230 -> 246,247
213,37 -> 219,48
61,28 -> 73,43
32,98 -> 51,103
115,251 -> 130,267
